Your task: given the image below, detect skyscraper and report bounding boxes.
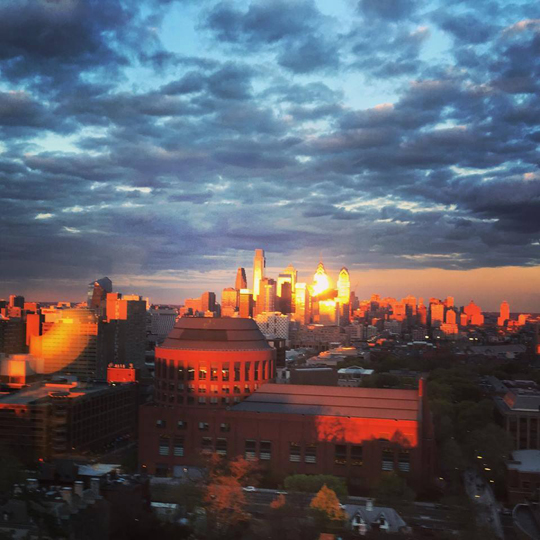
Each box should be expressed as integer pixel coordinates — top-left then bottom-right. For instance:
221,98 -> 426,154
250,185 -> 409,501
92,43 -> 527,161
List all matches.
256,278 -> 276,315
282,264 -> 297,292
235,267 -> 247,290
498,301 -> 510,326
87,277 -> 112,312
337,267 -> 350,305
239,289 -> 254,318
312,262 -> 330,296
252,249 -> 265,300
201,292 -> 216,313
221,287 -> 238,317
293,283 -> 311,325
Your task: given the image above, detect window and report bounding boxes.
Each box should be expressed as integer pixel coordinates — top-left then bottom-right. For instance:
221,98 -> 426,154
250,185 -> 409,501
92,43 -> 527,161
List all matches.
351,445 -> 363,467
188,384 -> 195,393
174,438 -> 184,457
210,366 -> 218,381
245,439 -> 257,460
335,444 -> 347,465
220,423 -> 231,433
216,438 -> 227,456
210,397 -> 218,404
198,422 -> 209,431
398,449 -> 410,472
260,440 -> 271,460
382,449 -> 394,471
159,437 -> 170,456
177,366 -> 185,380
156,420 -> 166,429
211,385 -> 218,394
188,367 -> 195,380
233,397 -> 240,403
244,384 -> 250,394
177,382 -> 184,391
155,464 -> 169,478
245,362 -> 251,380
199,384 -> 206,394
177,420 -> 187,430
201,437 -> 213,453
305,444 -> 317,464
199,366 -> 207,380
222,385 -> 230,394
254,362 -> 260,381
222,363 -> 230,381
234,385 -> 241,394
290,443 -> 301,462
234,363 -> 241,381
198,397 -> 206,405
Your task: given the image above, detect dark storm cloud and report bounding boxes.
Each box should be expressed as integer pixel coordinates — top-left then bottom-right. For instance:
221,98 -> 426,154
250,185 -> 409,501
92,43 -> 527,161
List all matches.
1,0 -> 540,297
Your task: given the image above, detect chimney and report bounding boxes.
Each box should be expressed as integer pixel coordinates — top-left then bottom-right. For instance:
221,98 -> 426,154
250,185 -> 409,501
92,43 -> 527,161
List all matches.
61,487 -> 72,505
90,477 -> 100,498
366,498 -> 374,512
74,481 -> 84,498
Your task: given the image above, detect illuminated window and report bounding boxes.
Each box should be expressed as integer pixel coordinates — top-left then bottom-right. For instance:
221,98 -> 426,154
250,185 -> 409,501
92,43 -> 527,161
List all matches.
260,440 -> 271,460
382,449 -> 394,471
210,366 -> 218,381
289,442 -> 301,462
216,438 -> 227,456
187,367 -> 195,381
174,438 -> 184,457
351,445 -> 363,467
199,366 -> 207,380
335,444 -> 346,465
245,439 -> 257,460
177,366 -> 185,380
222,363 -> 230,381
159,437 -> 170,456
305,444 -> 317,464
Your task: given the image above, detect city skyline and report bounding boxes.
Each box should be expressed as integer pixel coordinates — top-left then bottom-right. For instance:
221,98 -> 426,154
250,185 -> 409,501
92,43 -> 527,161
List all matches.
1,0 -> 539,308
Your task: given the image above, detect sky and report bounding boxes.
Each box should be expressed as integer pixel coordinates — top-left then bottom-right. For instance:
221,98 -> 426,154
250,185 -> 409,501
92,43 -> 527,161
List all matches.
1,0 -> 539,310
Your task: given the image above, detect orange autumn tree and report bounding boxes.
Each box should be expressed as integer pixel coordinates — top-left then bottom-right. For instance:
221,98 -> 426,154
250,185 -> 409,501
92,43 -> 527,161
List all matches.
270,493 -> 286,509
204,453 -> 260,532
310,484 -> 347,523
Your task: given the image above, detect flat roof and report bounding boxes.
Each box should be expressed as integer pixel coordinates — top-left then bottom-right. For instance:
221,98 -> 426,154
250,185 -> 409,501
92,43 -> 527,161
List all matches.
508,450 -> 540,473
232,384 -> 420,421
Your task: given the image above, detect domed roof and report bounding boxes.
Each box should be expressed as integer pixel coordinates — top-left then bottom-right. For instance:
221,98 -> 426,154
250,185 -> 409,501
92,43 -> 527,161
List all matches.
160,317 -> 272,351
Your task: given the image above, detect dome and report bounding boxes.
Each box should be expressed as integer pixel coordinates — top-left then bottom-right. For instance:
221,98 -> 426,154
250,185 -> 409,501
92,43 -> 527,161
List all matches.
161,317 -> 272,351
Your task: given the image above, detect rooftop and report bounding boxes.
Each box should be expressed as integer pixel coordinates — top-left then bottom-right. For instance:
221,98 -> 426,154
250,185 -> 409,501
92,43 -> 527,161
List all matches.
160,317 -> 272,351
508,450 -> 540,473
232,384 -> 420,421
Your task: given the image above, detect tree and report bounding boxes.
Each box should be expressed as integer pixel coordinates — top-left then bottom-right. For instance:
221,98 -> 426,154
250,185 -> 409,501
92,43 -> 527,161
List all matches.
310,484 -> 347,524
373,472 -> 415,504
270,493 -> 286,509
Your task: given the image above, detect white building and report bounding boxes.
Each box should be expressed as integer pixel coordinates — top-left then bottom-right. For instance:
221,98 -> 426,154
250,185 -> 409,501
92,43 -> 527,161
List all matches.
255,312 -> 290,340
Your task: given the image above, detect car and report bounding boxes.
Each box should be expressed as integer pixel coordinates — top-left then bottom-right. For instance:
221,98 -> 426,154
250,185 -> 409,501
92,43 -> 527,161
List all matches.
243,486 -> 257,492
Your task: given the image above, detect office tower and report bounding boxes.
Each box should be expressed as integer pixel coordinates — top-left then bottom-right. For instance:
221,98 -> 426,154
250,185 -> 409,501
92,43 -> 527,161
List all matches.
256,278 -> 276,315
184,297 -> 202,314
293,283 -> 311,325
463,300 -> 484,326
255,312 -> 290,340
417,301 -> 427,326
430,303 -> 445,326
445,296 -> 454,308
282,264 -> 297,293
0,318 -> 26,354
9,295 -> 25,309
446,309 -> 457,325
104,293 -> 147,369
498,301 -> 510,326
235,267 -> 247,291
277,273 -> 293,298
319,299 -> 339,325
30,308 -> 101,379
87,277 -> 112,312
26,312 -> 43,346
239,289 -> 254,318
148,308 -> 178,343
337,267 -> 350,305
201,292 -> 216,313
312,262 -> 330,296
278,281 -> 292,314
221,288 -> 238,317
252,249 -> 266,301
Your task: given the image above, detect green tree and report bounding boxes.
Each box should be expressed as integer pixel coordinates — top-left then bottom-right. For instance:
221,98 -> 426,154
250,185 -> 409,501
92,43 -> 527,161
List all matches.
284,474 -> 348,498
373,472 -> 415,504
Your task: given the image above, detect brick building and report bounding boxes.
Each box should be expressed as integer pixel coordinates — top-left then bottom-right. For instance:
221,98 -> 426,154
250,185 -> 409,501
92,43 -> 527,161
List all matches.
139,318 -> 435,491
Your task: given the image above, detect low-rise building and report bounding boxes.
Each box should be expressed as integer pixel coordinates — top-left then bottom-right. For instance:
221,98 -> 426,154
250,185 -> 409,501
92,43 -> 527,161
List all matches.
507,450 -> 540,505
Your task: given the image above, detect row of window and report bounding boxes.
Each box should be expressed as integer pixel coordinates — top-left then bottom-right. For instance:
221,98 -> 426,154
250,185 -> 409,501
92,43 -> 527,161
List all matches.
156,420 -> 231,432
159,382 -> 258,394
156,394 -> 243,405
155,360 -> 270,383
